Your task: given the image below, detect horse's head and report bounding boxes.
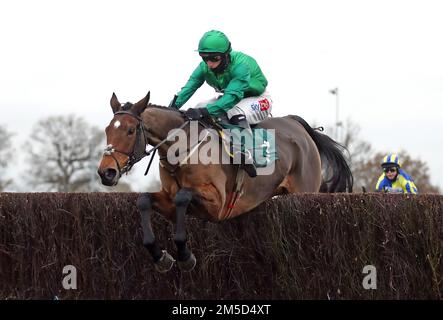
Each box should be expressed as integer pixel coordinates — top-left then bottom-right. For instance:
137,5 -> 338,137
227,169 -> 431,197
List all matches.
97,92 -> 150,186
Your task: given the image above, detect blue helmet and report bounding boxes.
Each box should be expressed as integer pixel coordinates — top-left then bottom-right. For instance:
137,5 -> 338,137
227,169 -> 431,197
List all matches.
381,154 -> 401,168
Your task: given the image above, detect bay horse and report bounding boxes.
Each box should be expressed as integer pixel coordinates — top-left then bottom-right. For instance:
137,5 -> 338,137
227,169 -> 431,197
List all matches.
97,92 -> 353,272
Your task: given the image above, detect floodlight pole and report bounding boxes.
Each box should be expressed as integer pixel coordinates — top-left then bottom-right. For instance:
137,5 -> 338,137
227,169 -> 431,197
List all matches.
329,87 -> 340,141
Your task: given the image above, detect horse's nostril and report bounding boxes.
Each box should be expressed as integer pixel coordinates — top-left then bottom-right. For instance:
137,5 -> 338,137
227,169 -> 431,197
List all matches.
104,168 -> 117,180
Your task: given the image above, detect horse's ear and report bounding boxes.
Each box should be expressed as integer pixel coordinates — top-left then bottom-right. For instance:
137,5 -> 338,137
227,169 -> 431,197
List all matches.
132,91 -> 150,116
110,92 -> 121,114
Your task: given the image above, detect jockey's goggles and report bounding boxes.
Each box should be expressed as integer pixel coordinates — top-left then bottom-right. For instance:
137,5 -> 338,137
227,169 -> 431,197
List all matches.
383,167 -> 398,173
200,54 -> 222,62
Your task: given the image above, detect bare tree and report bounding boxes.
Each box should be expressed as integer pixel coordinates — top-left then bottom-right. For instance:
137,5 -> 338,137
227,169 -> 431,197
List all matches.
340,119 -> 376,192
23,115 -> 109,192
326,118 -> 374,191
339,119 -> 373,163
0,125 -> 14,191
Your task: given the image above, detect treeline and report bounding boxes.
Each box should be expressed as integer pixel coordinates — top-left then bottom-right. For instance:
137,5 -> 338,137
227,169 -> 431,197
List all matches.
0,116 -> 135,192
327,118 -> 440,193
0,116 -> 440,193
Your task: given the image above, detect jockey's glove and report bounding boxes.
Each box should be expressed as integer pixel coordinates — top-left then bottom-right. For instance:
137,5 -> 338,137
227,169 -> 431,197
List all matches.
185,107 -> 210,120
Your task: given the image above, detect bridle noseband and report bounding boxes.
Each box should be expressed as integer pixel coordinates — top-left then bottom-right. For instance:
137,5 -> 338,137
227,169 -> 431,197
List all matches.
103,110 -> 150,176
103,109 -> 191,177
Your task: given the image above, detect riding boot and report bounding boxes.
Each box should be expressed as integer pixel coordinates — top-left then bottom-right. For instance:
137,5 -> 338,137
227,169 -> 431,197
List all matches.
240,151 -> 257,178
232,149 -> 257,177
229,114 -> 257,178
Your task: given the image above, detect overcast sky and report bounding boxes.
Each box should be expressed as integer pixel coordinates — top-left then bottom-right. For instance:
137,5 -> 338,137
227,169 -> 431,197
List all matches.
1,0 -> 442,191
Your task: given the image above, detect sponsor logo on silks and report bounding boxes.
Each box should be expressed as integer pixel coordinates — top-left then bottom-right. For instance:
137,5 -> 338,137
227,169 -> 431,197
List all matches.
250,102 -> 261,112
250,98 -> 270,112
259,98 -> 270,111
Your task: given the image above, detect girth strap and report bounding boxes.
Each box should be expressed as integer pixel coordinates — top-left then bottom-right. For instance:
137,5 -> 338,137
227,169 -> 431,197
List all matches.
224,166 -> 246,219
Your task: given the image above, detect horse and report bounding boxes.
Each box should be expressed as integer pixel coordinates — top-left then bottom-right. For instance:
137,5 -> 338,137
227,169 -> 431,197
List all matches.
97,92 -> 353,272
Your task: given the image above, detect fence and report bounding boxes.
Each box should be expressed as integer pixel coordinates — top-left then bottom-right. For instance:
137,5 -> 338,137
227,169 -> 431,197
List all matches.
0,192 -> 441,299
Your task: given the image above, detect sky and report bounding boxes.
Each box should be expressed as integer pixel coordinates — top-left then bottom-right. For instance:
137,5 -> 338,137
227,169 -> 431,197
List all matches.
1,0 -> 442,191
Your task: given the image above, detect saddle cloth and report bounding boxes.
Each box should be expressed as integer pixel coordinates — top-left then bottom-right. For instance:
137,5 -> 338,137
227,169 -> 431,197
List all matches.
216,121 -> 278,167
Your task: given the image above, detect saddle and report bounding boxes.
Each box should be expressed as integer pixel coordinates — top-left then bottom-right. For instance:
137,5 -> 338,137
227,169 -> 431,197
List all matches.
176,111 -> 277,218
197,114 -> 277,168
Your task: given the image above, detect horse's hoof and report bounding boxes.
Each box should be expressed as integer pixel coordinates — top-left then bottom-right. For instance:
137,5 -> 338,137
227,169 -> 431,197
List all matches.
154,250 -> 175,273
177,253 -> 196,272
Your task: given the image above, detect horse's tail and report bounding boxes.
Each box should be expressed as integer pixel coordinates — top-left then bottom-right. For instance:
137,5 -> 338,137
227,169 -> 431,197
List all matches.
290,115 -> 353,192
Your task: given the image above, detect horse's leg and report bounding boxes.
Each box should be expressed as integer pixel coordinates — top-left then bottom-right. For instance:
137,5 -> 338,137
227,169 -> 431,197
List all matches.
173,187 -> 196,272
137,192 -> 176,273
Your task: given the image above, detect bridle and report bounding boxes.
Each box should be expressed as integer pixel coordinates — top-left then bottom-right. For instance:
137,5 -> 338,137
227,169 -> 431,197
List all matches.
103,110 -> 191,177
103,111 -> 150,176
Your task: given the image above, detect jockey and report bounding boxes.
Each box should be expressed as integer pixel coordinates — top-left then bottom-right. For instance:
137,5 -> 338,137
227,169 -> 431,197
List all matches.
375,153 -> 418,194
169,30 -> 272,178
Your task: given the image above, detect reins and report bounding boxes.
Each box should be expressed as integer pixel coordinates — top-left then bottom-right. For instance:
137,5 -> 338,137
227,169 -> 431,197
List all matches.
143,120 -> 190,175
103,109 -> 190,177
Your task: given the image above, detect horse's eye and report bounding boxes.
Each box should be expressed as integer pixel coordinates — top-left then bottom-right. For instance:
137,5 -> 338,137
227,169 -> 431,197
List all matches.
128,128 -> 135,135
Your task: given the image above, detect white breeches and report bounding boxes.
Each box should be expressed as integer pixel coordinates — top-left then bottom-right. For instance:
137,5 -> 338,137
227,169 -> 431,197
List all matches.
195,91 -> 273,124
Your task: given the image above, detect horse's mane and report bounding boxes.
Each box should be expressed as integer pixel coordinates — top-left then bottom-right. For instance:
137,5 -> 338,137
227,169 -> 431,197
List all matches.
121,102 -> 133,111
147,103 -> 183,116
147,103 -> 172,110
121,101 -> 179,110
121,102 -> 183,116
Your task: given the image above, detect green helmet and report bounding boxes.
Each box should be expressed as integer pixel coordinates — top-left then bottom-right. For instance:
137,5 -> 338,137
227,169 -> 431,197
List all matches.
197,30 -> 231,54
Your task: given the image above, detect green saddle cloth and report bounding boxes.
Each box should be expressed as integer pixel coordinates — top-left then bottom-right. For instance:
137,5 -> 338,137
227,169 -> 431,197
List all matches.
218,123 -> 278,167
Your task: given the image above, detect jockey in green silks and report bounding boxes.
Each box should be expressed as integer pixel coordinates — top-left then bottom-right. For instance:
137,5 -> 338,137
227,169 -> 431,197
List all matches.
169,30 -> 273,178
